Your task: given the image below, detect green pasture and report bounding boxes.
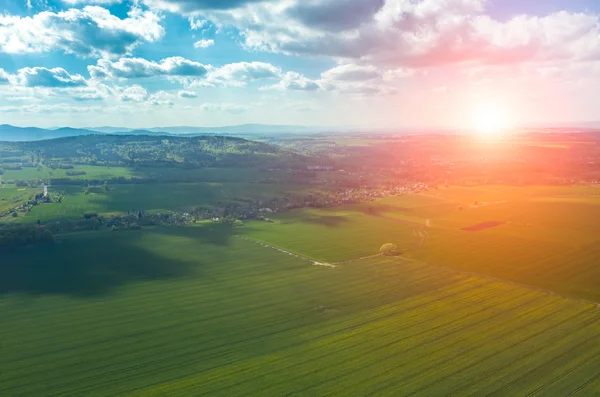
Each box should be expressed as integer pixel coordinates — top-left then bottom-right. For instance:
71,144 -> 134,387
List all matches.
3,226 -> 600,395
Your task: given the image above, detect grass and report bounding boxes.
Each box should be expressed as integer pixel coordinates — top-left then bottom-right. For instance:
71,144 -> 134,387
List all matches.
2,166 -> 277,183
0,186 -> 41,216
2,165 -> 135,181
3,225 -> 600,395
10,182 -> 305,223
238,186 -> 600,301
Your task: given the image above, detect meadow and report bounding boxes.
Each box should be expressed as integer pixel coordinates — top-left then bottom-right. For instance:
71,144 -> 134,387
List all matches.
3,225 -> 600,396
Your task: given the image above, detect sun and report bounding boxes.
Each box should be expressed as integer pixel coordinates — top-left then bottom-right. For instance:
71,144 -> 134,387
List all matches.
471,105 -> 509,137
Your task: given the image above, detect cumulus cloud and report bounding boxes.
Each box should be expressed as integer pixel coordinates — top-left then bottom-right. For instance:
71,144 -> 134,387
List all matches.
147,91 -> 175,106
118,85 -> 148,102
72,92 -> 106,101
321,64 -> 381,81
89,57 -> 210,79
287,0 -> 385,32
264,72 -> 320,91
189,17 -> 208,30
193,0 -> 600,68
0,68 -> 10,84
206,61 -> 281,86
0,6 -> 164,58
178,90 -> 198,98
62,0 -> 122,4
143,0 -> 272,13
90,57 -> 283,89
194,39 -> 215,48
15,67 -> 87,88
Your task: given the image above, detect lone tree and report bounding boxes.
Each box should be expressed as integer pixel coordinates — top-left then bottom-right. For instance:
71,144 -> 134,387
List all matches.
380,243 -> 400,256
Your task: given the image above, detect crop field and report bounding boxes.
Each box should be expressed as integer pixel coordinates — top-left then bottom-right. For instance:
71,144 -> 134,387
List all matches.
3,226 -> 600,396
239,185 -> 600,301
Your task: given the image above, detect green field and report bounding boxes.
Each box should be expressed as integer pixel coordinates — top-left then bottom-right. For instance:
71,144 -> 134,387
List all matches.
2,165 -> 135,181
0,186 -> 40,215
2,165 -> 275,183
3,226 -> 600,396
3,185 -> 600,395
237,186 -> 600,301
8,182 -> 306,223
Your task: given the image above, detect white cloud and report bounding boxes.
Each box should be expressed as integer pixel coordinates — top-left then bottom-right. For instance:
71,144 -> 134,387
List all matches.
178,90 -> 198,98
0,68 -> 10,84
264,72 -> 320,91
0,6 -> 164,58
194,39 -> 215,48
118,85 -> 148,102
16,67 -> 88,88
62,0 -> 122,4
189,17 -> 208,30
147,90 -> 175,106
89,58 -> 282,88
89,57 -> 210,79
321,64 -> 381,81
206,61 -> 281,86
142,0 -> 273,14
193,0 -> 600,68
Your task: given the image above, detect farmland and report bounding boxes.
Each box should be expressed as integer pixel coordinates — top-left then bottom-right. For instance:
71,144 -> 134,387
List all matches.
3,181 -> 308,223
3,226 -> 600,396
1,165 -> 275,184
238,185 -> 600,301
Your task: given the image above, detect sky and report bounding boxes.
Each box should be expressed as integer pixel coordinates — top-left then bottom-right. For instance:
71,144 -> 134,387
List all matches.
0,0 -> 599,129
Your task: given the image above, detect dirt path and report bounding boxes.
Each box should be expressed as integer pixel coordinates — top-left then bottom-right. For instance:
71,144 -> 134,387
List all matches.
334,253 -> 383,265
239,234 -> 600,308
236,235 -> 336,268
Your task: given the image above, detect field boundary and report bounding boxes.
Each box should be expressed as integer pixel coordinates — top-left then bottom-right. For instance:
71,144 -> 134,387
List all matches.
239,234 -> 600,307
235,235 -> 336,268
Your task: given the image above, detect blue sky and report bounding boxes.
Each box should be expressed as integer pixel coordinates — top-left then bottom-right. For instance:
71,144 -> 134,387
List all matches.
1,0 -> 599,129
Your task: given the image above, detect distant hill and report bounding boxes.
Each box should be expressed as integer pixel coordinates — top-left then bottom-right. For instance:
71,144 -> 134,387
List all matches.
1,134 -> 307,170
82,126 -> 134,134
1,124 -> 331,142
144,124 -> 328,135
89,124 -> 330,136
0,125 -> 98,142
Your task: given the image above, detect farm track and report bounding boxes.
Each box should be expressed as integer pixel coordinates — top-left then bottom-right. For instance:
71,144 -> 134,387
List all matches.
243,231 -> 600,308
